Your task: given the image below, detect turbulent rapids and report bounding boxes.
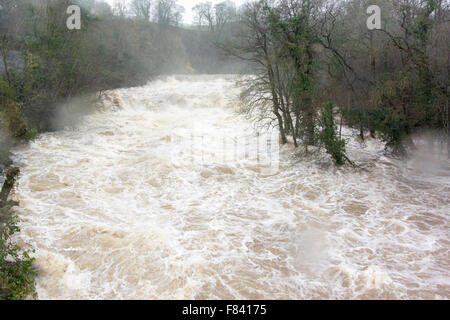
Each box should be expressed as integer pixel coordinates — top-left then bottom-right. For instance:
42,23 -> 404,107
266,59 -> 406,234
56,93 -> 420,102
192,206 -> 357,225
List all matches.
10,75 -> 450,299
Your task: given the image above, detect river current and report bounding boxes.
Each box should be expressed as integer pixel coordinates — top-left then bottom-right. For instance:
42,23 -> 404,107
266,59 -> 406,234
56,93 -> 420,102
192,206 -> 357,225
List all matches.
10,75 -> 450,299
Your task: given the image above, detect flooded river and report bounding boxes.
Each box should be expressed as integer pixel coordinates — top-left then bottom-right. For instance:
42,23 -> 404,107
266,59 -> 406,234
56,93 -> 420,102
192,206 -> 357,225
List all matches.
10,75 -> 450,299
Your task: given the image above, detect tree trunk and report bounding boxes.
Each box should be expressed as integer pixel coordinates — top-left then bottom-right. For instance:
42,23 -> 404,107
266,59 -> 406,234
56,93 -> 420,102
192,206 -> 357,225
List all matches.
0,36 -> 12,86
267,65 -> 287,144
275,109 -> 287,144
359,110 -> 364,141
0,167 -> 20,205
447,102 -> 450,159
304,100 -> 315,145
286,107 -> 298,148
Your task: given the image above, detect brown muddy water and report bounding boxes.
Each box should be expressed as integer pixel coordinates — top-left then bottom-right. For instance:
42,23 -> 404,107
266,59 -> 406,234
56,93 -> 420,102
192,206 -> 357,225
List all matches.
10,75 -> 450,299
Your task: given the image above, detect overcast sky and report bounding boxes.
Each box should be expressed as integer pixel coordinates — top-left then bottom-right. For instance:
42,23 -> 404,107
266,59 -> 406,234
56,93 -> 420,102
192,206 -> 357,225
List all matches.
103,0 -> 246,25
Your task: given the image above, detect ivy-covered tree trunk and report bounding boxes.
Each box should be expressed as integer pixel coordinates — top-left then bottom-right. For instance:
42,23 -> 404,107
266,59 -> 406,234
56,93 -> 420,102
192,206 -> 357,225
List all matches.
319,102 -> 347,166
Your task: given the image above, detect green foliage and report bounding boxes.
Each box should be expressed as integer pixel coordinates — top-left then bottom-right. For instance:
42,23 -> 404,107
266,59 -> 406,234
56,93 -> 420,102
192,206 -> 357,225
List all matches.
370,107 -> 408,156
319,102 -> 346,166
21,128 -> 39,142
0,206 -> 36,300
265,1 -> 319,146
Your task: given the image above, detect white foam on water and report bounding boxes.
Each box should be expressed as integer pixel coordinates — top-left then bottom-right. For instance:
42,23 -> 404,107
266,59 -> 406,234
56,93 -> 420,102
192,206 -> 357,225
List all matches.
10,75 -> 450,299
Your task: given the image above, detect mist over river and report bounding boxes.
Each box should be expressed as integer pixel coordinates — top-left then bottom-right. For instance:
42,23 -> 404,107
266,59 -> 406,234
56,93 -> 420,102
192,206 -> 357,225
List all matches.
10,75 -> 450,299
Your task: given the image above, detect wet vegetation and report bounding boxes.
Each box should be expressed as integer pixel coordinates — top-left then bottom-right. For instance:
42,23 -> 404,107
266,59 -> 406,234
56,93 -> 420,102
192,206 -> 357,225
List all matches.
0,167 -> 35,300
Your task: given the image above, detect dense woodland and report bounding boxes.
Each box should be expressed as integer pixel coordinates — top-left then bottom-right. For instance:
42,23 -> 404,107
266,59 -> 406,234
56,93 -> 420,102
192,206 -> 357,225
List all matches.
0,0 -> 449,299
222,0 -> 449,163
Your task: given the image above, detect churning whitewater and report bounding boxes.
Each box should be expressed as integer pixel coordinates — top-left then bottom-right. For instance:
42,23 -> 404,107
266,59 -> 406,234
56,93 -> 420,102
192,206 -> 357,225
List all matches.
10,75 -> 450,299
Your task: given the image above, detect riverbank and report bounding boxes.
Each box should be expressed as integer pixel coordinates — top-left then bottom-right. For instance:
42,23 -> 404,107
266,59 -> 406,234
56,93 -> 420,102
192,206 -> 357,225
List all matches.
0,137 -> 12,181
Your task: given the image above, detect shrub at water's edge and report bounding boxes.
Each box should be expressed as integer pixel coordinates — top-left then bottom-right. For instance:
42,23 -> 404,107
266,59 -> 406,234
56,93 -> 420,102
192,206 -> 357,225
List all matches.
319,102 -> 347,166
0,205 -> 36,300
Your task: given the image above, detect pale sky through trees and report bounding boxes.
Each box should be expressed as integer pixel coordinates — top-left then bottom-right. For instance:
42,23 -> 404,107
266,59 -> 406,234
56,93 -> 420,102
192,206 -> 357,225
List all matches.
104,0 -> 246,24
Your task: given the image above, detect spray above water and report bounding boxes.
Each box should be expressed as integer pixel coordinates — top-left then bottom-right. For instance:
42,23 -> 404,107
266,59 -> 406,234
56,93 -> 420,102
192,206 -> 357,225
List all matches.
10,75 -> 450,299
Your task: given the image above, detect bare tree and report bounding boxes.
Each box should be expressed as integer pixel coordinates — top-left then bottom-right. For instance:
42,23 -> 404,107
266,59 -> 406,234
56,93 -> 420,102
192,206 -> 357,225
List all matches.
214,1 -> 237,31
153,0 -> 184,26
193,1 -> 237,31
193,1 -> 215,30
130,0 -> 152,21
223,1 -> 288,144
112,0 -> 129,17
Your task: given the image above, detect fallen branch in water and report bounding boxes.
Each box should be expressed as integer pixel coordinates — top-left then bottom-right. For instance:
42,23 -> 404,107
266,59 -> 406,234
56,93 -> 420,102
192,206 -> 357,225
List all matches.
344,154 -> 370,172
344,154 -> 357,167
